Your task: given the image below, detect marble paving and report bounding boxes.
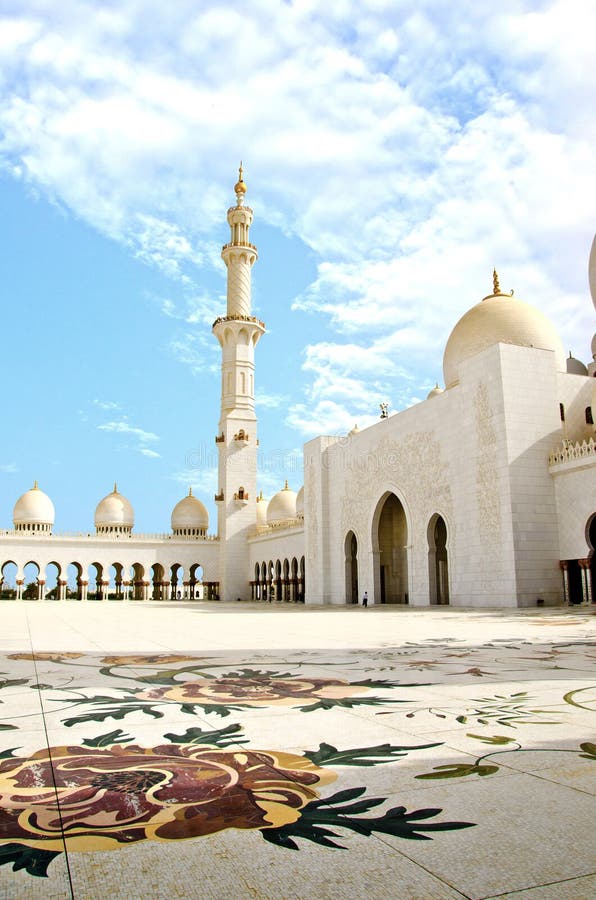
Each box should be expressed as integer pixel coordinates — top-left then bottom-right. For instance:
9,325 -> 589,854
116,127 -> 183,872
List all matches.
0,602 -> 594,899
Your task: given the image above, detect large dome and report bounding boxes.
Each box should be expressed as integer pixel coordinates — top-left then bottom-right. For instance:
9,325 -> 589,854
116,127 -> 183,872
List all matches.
171,488 -> 208,536
295,485 -> 304,518
267,481 -> 297,524
13,481 -> 55,532
95,485 -> 134,534
256,491 -> 269,526
443,273 -> 566,389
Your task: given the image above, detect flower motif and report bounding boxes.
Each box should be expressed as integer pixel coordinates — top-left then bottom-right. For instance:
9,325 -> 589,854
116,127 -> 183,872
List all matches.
136,675 -> 371,707
7,652 -> 84,662
0,743 -> 336,852
100,654 -> 205,666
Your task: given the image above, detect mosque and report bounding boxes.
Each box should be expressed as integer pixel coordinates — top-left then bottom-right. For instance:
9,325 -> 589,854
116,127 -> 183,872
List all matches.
1,171 -> 595,607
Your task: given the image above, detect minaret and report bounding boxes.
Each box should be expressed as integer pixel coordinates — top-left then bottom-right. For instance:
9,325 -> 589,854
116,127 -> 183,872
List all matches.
212,165 -> 265,601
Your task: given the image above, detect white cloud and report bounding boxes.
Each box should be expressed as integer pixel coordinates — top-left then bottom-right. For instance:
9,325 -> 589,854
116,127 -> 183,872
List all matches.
0,463 -> 19,473
93,399 -> 120,411
98,421 -> 159,443
255,390 -> 287,409
139,448 -> 160,458
1,0 -> 594,434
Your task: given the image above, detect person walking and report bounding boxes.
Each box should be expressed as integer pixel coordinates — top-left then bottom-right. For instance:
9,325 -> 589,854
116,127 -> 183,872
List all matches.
362,591 -> 368,607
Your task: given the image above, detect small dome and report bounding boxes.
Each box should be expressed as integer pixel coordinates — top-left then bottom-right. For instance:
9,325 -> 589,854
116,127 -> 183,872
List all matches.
267,481 -> 297,524
443,272 -> 566,388
427,384 -> 444,399
296,486 -> 304,518
171,487 -> 208,536
13,481 -> 55,532
95,484 -> 134,534
348,424 -> 360,436
566,352 -> 588,376
589,234 -> 596,311
256,490 -> 269,526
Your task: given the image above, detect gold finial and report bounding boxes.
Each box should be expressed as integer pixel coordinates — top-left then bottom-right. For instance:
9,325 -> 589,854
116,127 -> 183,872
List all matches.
113,482 -> 118,494
234,160 -> 247,197
493,268 -> 500,295
33,479 -> 38,490
284,479 -> 289,490
188,486 -> 193,497
257,490 -> 264,501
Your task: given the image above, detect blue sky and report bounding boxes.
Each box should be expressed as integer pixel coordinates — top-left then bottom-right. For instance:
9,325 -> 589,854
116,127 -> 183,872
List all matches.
0,0 -> 594,533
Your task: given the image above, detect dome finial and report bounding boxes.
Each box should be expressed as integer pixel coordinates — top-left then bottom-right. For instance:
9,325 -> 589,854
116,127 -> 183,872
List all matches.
234,161 -> 247,201
113,482 -> 118,494
33,479 -> 38,490
284,479 -> 289,490
493,268 -> 500,295
188,486 -> 193,497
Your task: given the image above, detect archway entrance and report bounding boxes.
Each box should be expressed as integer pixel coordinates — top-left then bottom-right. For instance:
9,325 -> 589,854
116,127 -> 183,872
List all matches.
374,493 -> 408,604
428,515 -> 449,605
345,531 -> 358,604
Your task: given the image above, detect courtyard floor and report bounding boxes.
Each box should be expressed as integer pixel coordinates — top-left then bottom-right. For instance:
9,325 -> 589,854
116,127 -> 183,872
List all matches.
0,601 -> 594,900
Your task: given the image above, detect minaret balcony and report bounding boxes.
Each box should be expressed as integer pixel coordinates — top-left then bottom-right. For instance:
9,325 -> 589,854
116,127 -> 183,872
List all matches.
233,488 -> 249,504
214,491 -> 224,502
233,430 -> 250,444
215,433 -> 225,443
222,241 -> 258,252
212,314 -> 266,330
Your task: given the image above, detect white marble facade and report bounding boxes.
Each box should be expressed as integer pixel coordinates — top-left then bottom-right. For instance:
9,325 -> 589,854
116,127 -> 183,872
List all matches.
0,180 -> 594,607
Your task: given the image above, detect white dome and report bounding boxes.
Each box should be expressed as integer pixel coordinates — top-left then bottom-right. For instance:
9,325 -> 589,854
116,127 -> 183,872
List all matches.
443,275 -> 566,389
256,491 -> 269,526
566,353 -> 588,376
95,485 -> 134,533
348,424 -> 360,436
267,481 -> 297,524
13,482 -> 55,531
589,234 -> 596,311
427,384 -> 444,399
171,488 -> 209,534
296,486 -> 304,518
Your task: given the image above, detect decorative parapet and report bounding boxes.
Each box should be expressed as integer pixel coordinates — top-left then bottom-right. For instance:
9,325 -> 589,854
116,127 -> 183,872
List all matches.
212,314 -> 265,329
0,530 -> 219,542
250,518 -> 303,537
214,491 -> 224,502
548,438 -> 596,472
222,240 -> 258,252
215,433 -> 225,443
233,429 -> 249,443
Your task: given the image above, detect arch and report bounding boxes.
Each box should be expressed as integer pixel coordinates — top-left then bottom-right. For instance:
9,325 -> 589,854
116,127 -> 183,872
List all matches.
299,556 -> 305,603
283,558 -> 290,602
68,562 -> 83,600
372,492 -> 409,605
130,562 -> 145,601
189,563 -> 204,600
23,561 -> 41,600
44,561 -> 61,601
171,563 -> 184,600
1,561 -> 18,599
89,562 -> 104,601
344,531 -> 359,605
109,563 -> 124,601
151,563 -> 165,601
427,514 -> 450,605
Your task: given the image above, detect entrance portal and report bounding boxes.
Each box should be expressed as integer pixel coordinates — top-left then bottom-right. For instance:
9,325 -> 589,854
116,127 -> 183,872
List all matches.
345,531 -> 358,604
428,514 -> 449,605
374,493 -> 408,604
